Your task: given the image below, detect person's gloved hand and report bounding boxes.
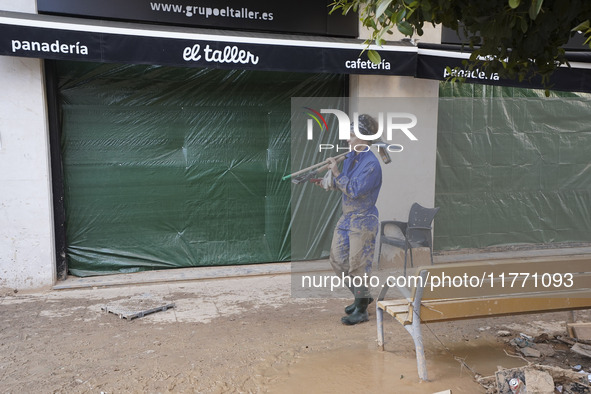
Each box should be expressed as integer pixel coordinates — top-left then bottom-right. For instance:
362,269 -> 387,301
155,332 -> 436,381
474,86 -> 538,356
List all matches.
326,157 -> 341,177
320,171 -> 334,191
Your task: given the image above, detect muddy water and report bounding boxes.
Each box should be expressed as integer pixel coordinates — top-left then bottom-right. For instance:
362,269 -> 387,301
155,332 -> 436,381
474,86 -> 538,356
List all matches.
261,340 -> 526,393
431,339 -> 526,377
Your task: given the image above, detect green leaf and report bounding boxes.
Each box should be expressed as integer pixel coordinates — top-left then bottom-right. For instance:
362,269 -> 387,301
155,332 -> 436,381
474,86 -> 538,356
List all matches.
376,0 -> 394,18
572,20 -> 591,32
367,50 -> 382,64
509,0 -> 521,9
509,16 -> 517,28
396,9 -> 407,23
529,0 -> 543,20
520,17 -> 528,33
397,20 -> 414,36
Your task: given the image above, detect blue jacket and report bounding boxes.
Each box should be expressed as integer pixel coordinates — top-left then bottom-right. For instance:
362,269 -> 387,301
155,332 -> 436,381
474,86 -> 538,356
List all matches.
334,150 -> 382,231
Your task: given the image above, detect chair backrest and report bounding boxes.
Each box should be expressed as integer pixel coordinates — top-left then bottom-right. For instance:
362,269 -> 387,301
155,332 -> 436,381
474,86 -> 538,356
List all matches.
407,202 -> 440,229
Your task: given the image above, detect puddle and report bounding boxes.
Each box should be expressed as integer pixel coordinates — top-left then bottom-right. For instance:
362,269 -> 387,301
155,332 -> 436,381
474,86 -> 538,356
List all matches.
258,339 -> 527,393
431,339 -> 527,377
258,344 -> 477,393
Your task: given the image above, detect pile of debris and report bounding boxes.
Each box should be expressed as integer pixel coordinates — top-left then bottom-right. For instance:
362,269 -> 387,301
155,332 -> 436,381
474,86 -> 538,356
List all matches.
477,364 -> 590,393
476,328 -> 591,393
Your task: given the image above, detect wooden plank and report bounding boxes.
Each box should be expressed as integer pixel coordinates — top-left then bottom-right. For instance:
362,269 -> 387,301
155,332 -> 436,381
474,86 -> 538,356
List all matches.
376,301 -> 413,325
418,296 -> 591,323
389,257 -> 591,301
377,299 -> 408,309
378,300 -> 413,325
102,302 -> 175,320
395,311 -> 411,325
409,255 -> 591,278
383,304 -> 411,316
379,258 -> 591,325
420,272 -> 591,300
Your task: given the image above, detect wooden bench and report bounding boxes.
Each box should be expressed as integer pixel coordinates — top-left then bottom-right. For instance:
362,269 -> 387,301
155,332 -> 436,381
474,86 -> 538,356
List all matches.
376,254 -> 591,381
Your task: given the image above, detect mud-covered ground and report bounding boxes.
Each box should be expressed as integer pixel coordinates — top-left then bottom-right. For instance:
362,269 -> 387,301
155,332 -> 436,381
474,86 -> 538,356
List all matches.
1,273 -> 589,393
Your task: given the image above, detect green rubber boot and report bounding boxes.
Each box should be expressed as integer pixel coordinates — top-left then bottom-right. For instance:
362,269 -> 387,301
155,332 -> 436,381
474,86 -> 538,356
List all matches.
341,286 -> 370,325
345,296 -> 374,315
344,285 -> 356,315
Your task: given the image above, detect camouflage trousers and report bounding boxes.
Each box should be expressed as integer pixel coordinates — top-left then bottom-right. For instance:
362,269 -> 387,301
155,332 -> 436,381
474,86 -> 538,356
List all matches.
329,215 -> 378,279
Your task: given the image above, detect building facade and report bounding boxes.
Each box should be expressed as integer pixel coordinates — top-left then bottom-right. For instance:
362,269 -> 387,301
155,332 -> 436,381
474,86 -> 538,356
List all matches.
0,0 -> 440,290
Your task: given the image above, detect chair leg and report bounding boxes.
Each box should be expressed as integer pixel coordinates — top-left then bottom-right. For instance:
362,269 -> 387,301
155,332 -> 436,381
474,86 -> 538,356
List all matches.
409,247 -> 414,269
377,304 -> 384,351
429,247 -> 434,266
403,247 -> 408,276
377,241 -> 384,271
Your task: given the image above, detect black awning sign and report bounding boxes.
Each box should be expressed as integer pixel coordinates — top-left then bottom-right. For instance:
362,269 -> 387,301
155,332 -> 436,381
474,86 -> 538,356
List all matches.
7,12 -> 591,93
0,12 -> 417,76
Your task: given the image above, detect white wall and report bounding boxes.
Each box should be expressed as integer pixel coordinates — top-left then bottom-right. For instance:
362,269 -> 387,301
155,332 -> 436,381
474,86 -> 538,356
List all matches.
0,0 -> 36,13
350,76 -> 439,223
0,0 -> 56,291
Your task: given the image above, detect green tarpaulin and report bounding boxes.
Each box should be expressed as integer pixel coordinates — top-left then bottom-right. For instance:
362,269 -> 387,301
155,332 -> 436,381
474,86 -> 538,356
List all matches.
435,83 -> 591,249
58,62 -> 346,276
